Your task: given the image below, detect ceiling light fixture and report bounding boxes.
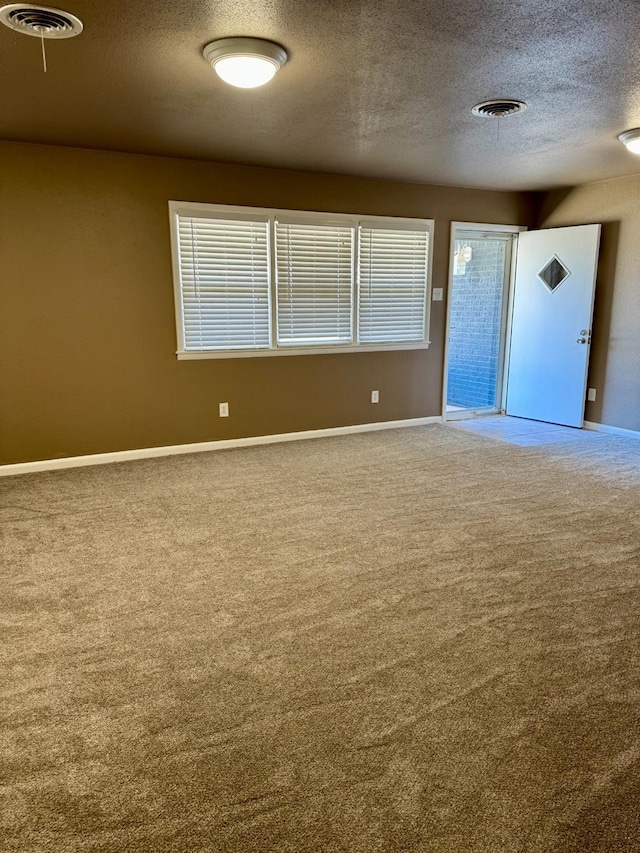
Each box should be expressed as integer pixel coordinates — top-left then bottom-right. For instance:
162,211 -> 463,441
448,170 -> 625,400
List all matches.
203,37 -> 287,89
617,128 -> 640,155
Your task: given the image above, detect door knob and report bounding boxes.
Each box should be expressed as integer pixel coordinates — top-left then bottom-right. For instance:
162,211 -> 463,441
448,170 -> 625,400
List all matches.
580,329 -> 589,336
577,337 -> 587,344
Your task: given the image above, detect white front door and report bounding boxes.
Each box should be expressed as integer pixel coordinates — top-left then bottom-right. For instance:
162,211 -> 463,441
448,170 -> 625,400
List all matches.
506,224 -> 601,427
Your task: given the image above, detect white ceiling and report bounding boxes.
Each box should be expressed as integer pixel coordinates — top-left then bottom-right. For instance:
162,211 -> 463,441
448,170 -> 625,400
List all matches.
1,0 -> 640,190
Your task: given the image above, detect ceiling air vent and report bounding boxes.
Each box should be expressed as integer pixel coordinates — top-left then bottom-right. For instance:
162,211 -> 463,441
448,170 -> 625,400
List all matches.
0,3 -> 83,38
471,99 -> 527,118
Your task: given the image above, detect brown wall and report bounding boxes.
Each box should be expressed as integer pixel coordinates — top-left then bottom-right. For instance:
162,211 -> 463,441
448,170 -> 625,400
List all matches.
537,175 -> 640,431
0,141 -> 533,464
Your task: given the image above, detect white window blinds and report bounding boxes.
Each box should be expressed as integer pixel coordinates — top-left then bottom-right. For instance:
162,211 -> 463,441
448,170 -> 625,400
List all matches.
275,220 -> 354,345
177,215 -> 270,351
171,204 -> 433,357
358,225 -> 429,343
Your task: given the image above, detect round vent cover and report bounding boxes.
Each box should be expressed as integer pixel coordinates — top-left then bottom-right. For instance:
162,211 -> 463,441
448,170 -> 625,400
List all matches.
0,3 -> 83,38
472,99 -> 527,118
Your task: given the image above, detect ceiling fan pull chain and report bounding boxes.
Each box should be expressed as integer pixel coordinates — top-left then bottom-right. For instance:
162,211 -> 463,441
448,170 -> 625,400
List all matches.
40,30 -> 47,72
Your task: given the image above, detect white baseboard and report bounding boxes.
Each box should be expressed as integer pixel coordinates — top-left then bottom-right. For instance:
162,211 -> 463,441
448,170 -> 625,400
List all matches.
0,416 -> 442,478
584,420 -> 640,439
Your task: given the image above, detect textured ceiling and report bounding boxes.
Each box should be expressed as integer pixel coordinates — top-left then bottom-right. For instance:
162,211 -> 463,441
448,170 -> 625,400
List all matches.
1,0 -> 640,190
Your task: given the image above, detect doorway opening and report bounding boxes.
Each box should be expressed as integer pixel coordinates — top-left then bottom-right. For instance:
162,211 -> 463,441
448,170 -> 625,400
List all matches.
444,227 -> 517,419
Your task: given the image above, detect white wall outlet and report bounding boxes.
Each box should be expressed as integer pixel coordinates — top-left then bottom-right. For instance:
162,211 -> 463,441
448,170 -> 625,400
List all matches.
432,287 -> 444,301
587,388 -> 597,402
219,402 -> 229,417
371,390 -> 379,403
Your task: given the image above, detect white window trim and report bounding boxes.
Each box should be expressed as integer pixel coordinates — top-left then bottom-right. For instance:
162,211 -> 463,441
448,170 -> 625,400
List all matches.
169,201 -> 434,360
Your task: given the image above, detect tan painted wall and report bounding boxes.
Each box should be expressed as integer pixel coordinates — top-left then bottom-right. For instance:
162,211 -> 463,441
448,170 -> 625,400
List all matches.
0,141 -> 533,464
537,175 -> 640,432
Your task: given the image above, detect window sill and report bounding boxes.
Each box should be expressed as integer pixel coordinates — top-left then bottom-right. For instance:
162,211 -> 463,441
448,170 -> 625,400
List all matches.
177,342 -> 431,360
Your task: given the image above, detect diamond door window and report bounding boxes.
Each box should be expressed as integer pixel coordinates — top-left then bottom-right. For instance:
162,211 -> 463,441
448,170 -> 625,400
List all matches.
538,255 -> 570,292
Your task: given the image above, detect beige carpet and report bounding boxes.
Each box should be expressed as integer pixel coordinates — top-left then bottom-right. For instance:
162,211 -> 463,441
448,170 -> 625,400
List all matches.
2,425 -> 639,852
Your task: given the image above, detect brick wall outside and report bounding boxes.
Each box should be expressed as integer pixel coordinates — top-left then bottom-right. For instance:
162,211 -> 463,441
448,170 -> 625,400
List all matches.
447,238 -> 506,409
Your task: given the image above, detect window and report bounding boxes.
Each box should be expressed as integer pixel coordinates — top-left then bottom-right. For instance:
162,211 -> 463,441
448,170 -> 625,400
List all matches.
359,224 -> 430,343
170,202 -> 433,359
176,214 -> 270,351
276,220 -> 354,346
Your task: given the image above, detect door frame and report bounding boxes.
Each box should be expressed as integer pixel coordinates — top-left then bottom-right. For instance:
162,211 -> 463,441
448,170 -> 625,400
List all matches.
442,222 -> 527,422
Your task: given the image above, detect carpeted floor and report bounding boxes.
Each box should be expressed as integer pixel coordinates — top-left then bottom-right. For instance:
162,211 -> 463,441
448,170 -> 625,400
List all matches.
2,424 -> 639,852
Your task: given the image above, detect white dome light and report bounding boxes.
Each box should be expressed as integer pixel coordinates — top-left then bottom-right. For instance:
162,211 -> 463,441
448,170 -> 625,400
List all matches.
203,38 -> 287,89
618,128 -> 640,155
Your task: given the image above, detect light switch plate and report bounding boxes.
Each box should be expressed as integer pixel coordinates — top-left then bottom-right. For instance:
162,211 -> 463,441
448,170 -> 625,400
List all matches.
432,288 -> 444,301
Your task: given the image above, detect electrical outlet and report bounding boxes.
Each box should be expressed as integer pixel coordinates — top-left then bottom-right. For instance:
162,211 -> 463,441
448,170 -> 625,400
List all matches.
587,388 -> 597,402
371,390 -> 379,403
219,402 -> 229,417
432,287 -> 444,301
